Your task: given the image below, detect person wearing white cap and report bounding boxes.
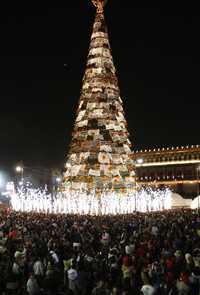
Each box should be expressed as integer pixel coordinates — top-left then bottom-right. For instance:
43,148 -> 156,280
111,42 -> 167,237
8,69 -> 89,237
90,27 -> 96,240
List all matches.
14,250 -> 23,259
27,273 -> 40,295
33,257 -> 44,286
12,253 -> 23,276
67,263 -> 79,294
151,225 -> 158,237
49,250 -> 59,264
125,244 -> 134,255
33,257 -> 44,276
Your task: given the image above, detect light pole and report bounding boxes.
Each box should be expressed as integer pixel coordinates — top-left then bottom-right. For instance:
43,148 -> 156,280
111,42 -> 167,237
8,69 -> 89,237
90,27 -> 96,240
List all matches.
15,166 -> 24,182
135,158 -> 144,211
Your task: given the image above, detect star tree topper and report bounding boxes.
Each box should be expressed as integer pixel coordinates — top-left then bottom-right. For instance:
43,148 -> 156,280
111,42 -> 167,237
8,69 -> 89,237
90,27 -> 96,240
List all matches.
91,0 -> 108,13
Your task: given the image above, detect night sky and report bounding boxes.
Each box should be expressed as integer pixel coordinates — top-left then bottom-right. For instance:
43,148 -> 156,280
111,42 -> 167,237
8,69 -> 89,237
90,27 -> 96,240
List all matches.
0,2 -> 199,172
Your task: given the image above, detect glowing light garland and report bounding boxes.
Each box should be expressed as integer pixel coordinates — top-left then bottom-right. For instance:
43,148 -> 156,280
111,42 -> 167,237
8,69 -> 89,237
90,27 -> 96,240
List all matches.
190,196 -> 200,209
8,182 -> 172,215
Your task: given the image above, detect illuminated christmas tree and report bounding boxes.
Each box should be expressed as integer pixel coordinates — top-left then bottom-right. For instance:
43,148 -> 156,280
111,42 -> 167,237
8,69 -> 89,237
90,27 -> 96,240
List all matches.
62,0 -> 135,214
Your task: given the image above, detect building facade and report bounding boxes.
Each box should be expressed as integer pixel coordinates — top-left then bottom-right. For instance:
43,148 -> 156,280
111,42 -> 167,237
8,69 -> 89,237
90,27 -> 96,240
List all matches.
133,145 -> 200,198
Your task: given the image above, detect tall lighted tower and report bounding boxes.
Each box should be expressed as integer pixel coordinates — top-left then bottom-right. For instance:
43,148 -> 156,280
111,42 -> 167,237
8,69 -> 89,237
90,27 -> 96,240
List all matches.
62,0 -> 135,214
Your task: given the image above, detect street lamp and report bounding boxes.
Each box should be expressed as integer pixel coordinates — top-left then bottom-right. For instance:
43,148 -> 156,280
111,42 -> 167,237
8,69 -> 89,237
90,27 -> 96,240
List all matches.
16,166 -> 23,173
15,166 -> 24,182
135,158 -> 144,211
56,177 -> 61,183
136,158 -> 144,165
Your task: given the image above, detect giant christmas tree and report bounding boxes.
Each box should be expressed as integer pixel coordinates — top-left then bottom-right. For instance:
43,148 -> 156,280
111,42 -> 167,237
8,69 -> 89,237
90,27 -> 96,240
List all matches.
62,0 -> 135,214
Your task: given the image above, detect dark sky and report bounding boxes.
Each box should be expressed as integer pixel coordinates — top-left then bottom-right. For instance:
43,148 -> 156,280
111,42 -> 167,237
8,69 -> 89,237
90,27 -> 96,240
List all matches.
0,2 -> 199,171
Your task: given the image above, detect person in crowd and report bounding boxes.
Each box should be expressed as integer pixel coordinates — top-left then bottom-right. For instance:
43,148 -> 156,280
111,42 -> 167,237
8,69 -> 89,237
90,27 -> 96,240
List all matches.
27,272 -> 40,295
92,279 -> 110,295
0,208 -> 200,294
33,256 -> 44,286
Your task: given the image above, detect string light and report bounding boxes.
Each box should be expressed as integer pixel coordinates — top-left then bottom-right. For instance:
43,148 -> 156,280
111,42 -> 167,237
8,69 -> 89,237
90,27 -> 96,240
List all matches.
191,197 -> 200,209
8,182 -> 172,215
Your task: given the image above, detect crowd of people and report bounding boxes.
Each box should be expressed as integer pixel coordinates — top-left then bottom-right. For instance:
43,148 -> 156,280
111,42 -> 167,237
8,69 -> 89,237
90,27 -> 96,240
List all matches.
0,209 -> 200,294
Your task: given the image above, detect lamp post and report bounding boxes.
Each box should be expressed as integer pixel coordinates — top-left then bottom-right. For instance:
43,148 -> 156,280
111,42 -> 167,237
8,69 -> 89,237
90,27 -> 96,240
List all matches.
15,166 -> 24,184
135,158 -> 144,211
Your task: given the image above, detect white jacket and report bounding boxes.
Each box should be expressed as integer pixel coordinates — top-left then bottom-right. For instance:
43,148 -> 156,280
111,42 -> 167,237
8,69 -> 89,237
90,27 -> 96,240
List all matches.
27,276 -> 40,295
33,260 -> 44,276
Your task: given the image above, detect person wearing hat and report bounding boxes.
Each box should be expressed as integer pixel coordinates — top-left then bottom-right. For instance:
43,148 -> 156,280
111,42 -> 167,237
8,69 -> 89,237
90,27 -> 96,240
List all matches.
49,249 -> 59,265
125,244 -> 134,256
185,253 -> 194,273
12,252 -> 23,276
27,272 -> 40,295
67,261 -> 80,294
33,256 -> 44,286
